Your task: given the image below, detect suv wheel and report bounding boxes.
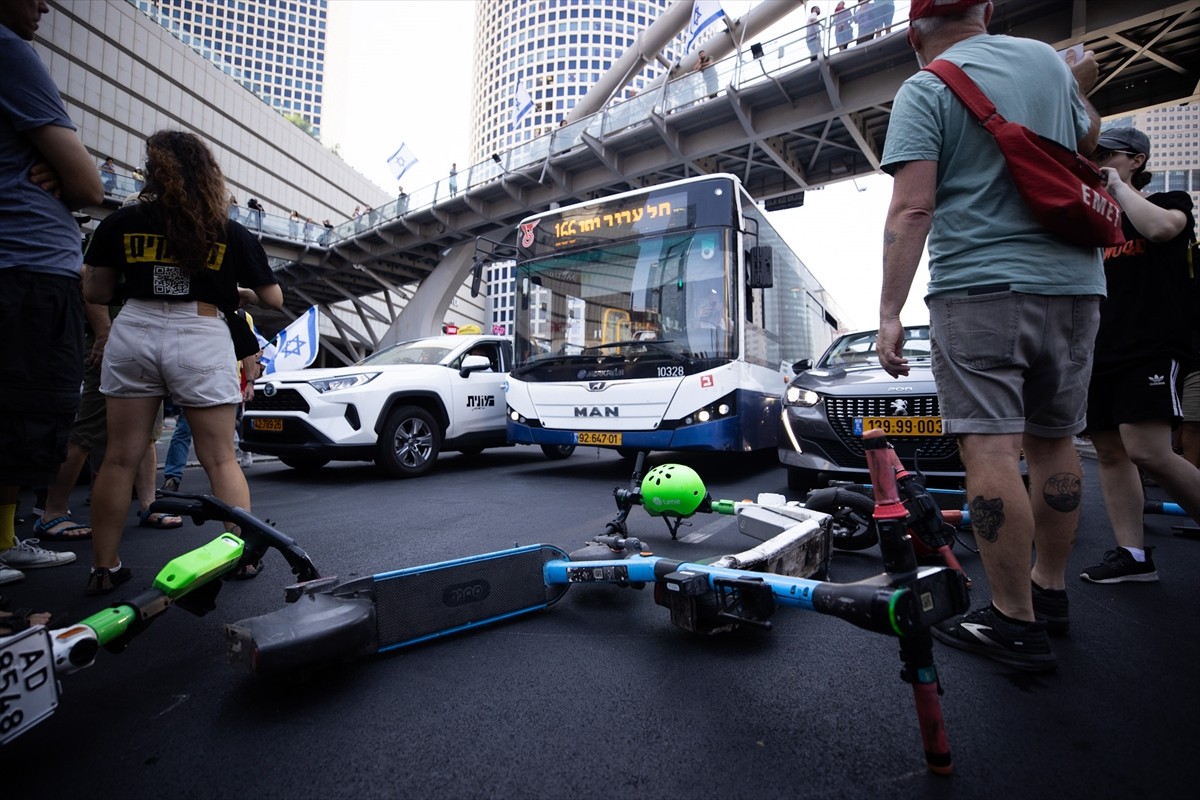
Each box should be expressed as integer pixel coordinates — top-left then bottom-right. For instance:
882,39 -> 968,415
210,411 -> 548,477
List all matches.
377,405 -> 441,478
540,444 -> 575,460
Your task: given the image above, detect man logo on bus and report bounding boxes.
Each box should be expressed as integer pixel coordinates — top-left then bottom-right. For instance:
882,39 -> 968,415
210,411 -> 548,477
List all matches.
519,220 -> 540,248
890,398 -> 909,415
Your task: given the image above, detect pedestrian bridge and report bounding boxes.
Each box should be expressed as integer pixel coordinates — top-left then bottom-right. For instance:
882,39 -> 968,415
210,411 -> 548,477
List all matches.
92,0 -> 1200,363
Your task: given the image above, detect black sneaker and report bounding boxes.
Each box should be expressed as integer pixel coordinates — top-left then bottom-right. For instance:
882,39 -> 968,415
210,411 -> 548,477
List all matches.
1080,547 -> 1158,584
158,476 -> 180,497
1031,582 -> 1069,636
85,566 -> 132,596
931,605 -> 1057,673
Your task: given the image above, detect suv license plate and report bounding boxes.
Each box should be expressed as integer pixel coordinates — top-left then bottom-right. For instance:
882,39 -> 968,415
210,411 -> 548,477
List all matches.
0,626 -> 59,745
250,418 -> 284,432
854,417 -> 943,437
576,432 -> 622,446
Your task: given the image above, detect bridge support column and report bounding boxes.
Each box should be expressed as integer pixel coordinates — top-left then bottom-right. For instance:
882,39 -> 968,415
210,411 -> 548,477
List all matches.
380,240 -> 478,346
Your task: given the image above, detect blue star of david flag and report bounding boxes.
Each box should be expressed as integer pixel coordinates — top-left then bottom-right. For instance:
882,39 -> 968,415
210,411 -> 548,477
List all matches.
684,0 -> 725,54
261,305 -> 319,375
387,143 -> 418,181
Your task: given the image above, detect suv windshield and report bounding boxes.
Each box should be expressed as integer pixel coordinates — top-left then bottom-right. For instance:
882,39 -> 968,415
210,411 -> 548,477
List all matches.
360,342 -> 453,366
819,326 -> 932,369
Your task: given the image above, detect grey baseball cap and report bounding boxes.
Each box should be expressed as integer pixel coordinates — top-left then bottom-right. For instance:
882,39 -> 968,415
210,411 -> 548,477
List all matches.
1096,127 -> 1150,158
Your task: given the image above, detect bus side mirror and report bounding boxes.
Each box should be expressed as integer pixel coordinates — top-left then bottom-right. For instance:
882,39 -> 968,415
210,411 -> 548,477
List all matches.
748,246 -> 773,288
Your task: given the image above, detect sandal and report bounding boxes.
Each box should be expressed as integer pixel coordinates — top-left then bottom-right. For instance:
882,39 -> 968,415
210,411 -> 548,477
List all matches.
138,510 -> 183,529
32,514 -> 92,541
0,608 -> 53,636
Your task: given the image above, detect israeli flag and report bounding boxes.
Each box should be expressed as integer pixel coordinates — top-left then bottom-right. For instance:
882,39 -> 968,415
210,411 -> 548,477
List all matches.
262,305 -> 319,375
387,143 -> 418,181
684,0 -> 725,54
513,81 -> 535,129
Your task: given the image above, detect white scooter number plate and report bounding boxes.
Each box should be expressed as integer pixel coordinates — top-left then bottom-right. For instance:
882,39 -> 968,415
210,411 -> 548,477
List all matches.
0,626 -> 59,744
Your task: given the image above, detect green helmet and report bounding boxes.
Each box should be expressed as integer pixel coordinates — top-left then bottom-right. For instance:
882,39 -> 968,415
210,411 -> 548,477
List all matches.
641,464 -> 706,517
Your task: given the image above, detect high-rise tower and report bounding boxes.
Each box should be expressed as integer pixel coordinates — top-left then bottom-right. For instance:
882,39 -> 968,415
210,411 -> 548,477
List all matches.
133,0 -> 328,138
470,0 -> 678,163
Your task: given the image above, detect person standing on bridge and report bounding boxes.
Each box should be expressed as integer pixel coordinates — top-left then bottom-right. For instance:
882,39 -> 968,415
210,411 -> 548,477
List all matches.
449,163 -> 458,196
0,0 -> 104,578
876,0 -> 1104,672
81,130 -> 283,594
805,5 -> 823,61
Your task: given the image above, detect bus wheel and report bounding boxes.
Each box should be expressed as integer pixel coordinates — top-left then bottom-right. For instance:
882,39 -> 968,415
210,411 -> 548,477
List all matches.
377,406 -> 441,478
540,444 -> 575,460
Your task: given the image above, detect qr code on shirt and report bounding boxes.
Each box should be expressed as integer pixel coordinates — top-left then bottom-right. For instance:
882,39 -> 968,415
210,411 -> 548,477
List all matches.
153,264 -> 191,296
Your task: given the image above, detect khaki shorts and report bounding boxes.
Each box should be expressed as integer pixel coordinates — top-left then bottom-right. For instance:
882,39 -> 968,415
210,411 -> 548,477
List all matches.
928,291 -> 1100,438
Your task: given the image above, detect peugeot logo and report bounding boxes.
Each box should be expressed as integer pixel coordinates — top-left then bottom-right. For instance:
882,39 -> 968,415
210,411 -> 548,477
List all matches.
889,398 -> 908,415
263,383 -> 277,397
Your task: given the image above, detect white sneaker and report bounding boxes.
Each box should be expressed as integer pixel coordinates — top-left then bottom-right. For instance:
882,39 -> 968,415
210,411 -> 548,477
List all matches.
0,539 -> 77,568
0,565 -> 24,585
240,452 -> 254,468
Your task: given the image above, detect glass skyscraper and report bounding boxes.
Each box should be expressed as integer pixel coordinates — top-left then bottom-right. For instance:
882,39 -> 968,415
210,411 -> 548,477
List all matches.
134,0 -> 328,138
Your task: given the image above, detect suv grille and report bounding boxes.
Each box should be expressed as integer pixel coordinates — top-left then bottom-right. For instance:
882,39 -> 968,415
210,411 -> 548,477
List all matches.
825,395 -> 958,460
246,388 -> 310,413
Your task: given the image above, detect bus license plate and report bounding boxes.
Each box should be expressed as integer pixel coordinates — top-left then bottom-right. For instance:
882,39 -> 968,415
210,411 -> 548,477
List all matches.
576,432 -> 622,446
0,626 -> 59,745
251,418 -> 284,432
854,417 -> 943,437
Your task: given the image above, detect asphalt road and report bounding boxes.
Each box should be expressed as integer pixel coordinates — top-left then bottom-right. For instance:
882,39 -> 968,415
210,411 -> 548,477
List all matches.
2,445 -> 1196,799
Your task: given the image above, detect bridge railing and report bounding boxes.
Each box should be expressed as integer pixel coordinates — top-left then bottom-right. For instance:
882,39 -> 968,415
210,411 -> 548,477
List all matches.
117,1 -> 911,253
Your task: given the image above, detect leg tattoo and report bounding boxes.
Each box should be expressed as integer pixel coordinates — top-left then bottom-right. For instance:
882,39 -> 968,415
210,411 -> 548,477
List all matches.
1042,472 -> 1082,513
971,496 -> 1005,543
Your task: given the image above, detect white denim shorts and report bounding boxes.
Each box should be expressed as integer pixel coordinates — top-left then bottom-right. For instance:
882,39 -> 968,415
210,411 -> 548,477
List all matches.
101,299 -> 242,407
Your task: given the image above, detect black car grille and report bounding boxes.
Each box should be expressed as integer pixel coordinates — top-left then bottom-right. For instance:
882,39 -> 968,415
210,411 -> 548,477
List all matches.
825,395 -> 959,461
246,388 -> 310,413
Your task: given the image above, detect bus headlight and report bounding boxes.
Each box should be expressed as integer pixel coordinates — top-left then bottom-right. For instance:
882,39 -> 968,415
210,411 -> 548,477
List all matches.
785,386 -> 820,407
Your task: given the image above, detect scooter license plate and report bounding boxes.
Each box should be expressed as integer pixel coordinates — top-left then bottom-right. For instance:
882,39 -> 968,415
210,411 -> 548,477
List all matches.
0,626 -> 59,744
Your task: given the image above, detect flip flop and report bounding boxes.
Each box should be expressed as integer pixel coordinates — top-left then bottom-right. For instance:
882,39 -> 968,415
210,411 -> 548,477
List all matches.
32,514 -> 93,541
138,510 -> 184,529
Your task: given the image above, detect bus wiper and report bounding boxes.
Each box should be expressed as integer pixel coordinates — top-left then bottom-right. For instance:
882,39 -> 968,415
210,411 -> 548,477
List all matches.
581,340 -> 694,366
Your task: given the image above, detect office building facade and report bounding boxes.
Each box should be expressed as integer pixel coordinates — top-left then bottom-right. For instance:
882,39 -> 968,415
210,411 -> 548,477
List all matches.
133,0 -> 328,138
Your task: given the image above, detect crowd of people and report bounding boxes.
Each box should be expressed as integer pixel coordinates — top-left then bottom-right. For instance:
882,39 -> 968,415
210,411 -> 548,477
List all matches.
1,3 -> 282,633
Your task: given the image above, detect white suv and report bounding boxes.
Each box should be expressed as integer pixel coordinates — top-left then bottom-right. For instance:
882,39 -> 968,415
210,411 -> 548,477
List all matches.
242,335 -> 573,478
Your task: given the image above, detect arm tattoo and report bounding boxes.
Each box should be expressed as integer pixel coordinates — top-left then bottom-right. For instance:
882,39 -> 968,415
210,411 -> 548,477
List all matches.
970,495 -> 1005,543
1043,472 -> 1082,512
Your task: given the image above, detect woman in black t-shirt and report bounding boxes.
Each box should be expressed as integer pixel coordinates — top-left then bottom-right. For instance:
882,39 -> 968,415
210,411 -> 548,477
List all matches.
1078,127 -> 1200,585
82,130 -> 283,595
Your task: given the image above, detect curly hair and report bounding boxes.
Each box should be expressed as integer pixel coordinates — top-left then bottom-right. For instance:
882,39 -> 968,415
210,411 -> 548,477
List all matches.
142,130 -> 229,275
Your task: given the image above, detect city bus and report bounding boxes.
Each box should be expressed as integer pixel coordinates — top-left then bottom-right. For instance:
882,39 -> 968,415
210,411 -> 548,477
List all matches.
503,174 -> 842,456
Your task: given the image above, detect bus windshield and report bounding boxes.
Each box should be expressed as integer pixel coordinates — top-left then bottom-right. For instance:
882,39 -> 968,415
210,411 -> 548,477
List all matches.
513,228 -> 736,376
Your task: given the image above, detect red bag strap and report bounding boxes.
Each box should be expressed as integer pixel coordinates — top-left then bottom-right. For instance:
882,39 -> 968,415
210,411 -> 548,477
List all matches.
922,60 -> 1007,135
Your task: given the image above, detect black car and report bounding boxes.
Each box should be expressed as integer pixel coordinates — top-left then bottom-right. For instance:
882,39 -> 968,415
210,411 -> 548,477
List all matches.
778,326 -> 964,491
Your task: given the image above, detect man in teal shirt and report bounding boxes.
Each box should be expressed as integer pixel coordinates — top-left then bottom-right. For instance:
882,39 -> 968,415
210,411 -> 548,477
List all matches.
876,0 -> 1103,672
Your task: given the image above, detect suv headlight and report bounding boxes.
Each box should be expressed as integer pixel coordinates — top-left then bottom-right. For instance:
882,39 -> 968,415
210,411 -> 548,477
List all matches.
308,373 -> 379,393
785,386 -> 820,407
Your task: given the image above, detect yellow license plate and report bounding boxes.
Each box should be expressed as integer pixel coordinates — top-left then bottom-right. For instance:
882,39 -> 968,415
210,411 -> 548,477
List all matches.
250,418 -> 284,432
859,417 -> 943,437
576,431 -> 622,446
